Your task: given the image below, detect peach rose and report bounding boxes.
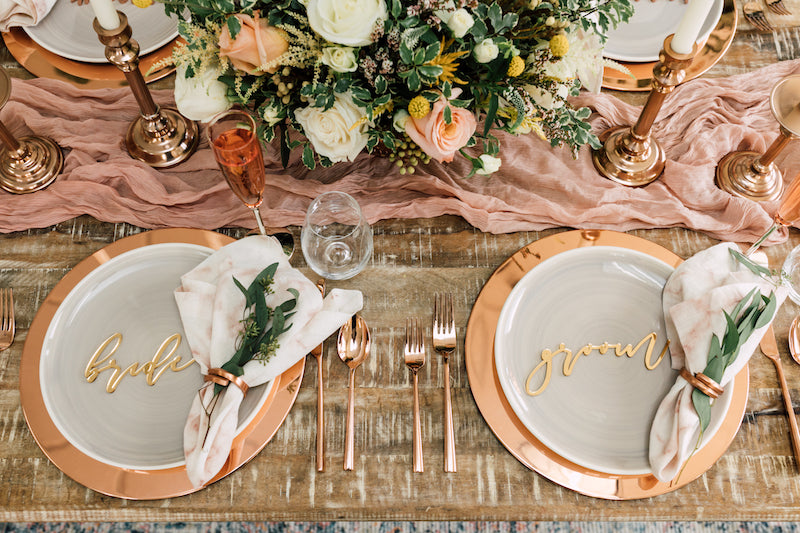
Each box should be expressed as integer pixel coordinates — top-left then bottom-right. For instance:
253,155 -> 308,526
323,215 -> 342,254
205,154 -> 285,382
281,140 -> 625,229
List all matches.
219,14 -> 289,75
405,92 -> 477,163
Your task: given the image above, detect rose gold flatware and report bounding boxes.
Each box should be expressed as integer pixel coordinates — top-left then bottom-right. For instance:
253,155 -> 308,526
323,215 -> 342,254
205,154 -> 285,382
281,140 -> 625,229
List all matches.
760,324 -> 800,468
311,280 -> 326,471
433,293 -> 457,473
404,317 -> 426,473
0,288 -> 14,352
336,313 -> 370,471
788,315 -> 800,365
744,1 -> 774,31
766,0 -> 791,15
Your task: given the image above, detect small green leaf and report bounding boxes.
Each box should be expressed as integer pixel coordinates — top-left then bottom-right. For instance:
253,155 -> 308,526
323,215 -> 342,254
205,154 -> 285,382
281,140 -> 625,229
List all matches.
226,15 -> 241,40
302,143 -> 316,170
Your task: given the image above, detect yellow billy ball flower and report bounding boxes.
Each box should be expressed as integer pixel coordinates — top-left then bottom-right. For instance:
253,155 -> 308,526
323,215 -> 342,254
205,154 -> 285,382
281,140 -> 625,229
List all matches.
549,33 -> 569,58
507,56 -> 524,77
132,0 -> 153,7
408,95 -> 430,119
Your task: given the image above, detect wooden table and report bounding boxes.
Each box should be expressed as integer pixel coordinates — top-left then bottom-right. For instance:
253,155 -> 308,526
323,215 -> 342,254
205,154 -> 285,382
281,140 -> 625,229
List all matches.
2,9 -> 800,522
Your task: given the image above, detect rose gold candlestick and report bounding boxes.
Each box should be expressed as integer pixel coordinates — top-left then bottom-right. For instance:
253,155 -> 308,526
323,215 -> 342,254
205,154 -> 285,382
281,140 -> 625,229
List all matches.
0,67 -> 63,194
592,35 -> 698,187
94,12 -> 198,168
716,75 -> 800,202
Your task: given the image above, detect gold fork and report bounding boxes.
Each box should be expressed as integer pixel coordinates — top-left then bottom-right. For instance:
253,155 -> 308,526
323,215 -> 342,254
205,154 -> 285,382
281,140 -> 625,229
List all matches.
404,317 -> 426,473
0,288 -> 14,352
433,293 -> 457,473
766,0 -> 792,15
744,1 -> 774,31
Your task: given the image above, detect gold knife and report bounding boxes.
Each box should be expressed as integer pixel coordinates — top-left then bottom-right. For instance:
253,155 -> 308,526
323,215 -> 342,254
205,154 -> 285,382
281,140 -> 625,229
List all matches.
312,280 -> 326,472
760,324 -> 800,469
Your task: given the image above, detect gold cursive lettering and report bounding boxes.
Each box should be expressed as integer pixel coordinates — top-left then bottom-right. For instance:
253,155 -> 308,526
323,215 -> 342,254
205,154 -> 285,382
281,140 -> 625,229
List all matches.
525,332 -> 669,397
85,333 -> 196,393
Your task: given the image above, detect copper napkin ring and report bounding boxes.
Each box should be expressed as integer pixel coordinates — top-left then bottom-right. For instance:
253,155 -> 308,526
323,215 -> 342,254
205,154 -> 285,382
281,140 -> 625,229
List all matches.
204,367 -> 250,397
680,368 -> 723,399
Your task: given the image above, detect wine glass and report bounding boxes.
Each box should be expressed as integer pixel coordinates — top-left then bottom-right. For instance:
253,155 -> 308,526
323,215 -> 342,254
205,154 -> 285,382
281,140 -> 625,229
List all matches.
746,172 -> 800,257
301,192 -> 373,280
207,109 -> 268,236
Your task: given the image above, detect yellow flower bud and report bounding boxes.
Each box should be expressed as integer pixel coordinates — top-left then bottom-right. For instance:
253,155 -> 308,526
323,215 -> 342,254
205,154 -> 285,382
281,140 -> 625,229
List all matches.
407,95 -> 430,119
507,56 -> 525,77
549,34 -> 569,57
132,0 -> 153,7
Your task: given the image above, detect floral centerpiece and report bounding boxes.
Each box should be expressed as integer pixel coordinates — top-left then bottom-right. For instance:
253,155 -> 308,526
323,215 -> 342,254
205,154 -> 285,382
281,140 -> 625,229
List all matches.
160,0 -> 632,175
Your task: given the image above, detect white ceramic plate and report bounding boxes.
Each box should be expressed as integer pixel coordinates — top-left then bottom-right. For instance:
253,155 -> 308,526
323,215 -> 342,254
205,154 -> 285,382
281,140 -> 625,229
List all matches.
39,243 -> 273,471
23,1 -> 179,63
603,0 -> 724,62
494,246 -> 733,475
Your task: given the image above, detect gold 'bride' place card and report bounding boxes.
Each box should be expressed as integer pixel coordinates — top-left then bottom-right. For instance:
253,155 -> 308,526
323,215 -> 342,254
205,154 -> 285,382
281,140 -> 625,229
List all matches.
494,246 -> 682,476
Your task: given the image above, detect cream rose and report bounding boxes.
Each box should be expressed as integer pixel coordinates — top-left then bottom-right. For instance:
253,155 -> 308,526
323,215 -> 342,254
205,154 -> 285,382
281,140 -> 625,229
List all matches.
405,90 -> 477,163
294,93 -> 370,163
446,9 -> 474,38
321,46 -> 359,73
473,38 -> 499,63
218,14 -> 289,75
173,64 -> 231,122
306,0 -> 388,46
476,154 -> 501,175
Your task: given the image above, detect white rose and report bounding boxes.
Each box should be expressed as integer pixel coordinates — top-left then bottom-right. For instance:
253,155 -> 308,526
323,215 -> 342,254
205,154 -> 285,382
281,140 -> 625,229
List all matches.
260,103 -> 284,127
306,0 -> 388,47
393,110 -> 410,133
473,39 -> 499,63
321,46 -> 359,73
294,92 -> 370,163
446,9 -> 474,38
524,84 -> 567,110
173,64 -> 231,122
476,154 -> 501,175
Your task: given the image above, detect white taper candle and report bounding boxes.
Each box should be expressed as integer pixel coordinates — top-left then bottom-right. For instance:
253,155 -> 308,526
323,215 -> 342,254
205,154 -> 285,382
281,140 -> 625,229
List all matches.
670,0 -> 714,55
89,0 -> 121,30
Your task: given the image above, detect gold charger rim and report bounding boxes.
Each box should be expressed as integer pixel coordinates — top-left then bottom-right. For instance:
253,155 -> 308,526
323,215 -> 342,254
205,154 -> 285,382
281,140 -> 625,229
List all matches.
465,229 -> 749,500
19,227 -> 305,500
2,28 -> 177,89
601,0 -> 738,92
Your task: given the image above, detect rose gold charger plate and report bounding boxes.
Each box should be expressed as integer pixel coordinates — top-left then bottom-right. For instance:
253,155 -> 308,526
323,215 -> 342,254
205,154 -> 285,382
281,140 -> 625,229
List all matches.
465,229 -> 748,500
602,0 -> 738,91
1,28 -> 176,88
19,228 -> 305,500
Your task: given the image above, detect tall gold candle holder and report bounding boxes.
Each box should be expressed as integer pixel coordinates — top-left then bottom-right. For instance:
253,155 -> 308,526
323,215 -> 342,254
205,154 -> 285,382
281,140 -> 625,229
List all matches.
592,35 -> 698,187
716,75 -> 800,202
0,67 -> 63,194
94,12 -> 198,168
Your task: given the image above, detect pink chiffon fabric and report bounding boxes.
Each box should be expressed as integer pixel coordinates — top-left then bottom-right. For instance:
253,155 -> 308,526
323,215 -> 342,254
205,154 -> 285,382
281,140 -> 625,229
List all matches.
1,59 -> 799,242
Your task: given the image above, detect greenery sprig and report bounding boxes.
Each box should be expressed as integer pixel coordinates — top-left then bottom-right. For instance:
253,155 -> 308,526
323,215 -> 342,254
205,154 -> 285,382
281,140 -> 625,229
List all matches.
690,251 -> 780,431
213,262 -> 298,396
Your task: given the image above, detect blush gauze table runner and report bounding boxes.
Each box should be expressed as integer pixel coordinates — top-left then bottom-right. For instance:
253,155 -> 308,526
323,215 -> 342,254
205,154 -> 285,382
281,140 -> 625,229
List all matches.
1,59 -> 799,242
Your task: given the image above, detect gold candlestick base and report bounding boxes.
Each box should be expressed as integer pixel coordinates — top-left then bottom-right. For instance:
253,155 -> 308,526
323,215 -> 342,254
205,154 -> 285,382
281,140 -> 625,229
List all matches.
0,136 -> 63,194
0,66 -> 63,194
715,151 -> 783,202
592,36 -> 696,187
715,75 -> 800,201
95,13 -> 198,168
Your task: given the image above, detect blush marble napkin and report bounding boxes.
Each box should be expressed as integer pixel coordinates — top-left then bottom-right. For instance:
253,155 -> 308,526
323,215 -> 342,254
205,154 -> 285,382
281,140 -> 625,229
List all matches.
649,242 -> 786,482
174,235 -> 363,487
0,0 -> 55,30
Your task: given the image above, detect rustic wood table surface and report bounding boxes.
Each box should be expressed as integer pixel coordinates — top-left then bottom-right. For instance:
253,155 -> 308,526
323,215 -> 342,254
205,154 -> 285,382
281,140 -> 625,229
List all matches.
2,5 -> 800,522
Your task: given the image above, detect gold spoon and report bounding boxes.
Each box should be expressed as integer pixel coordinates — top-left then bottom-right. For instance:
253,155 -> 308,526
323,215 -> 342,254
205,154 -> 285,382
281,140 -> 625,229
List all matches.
789,315 -> 800,365
336,313 -> 370,471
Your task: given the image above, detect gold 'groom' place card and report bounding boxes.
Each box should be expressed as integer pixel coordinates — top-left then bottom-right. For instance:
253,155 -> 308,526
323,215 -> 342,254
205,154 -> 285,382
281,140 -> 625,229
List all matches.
85,333 -> 196,393
526,333 -> 670,397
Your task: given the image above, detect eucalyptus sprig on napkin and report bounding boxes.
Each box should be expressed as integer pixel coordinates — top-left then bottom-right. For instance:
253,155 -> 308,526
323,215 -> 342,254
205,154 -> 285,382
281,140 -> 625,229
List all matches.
691,285 -> 777,431
213,262 -> 298,396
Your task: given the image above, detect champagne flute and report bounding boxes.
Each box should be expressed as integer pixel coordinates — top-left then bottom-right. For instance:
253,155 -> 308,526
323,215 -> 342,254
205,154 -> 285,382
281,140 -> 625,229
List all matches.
746,173 -> 800,257
207,109 -> 268,235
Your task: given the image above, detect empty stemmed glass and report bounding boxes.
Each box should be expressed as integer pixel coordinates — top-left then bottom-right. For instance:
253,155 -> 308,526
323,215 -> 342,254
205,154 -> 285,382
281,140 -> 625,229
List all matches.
207,109 -> 268,235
